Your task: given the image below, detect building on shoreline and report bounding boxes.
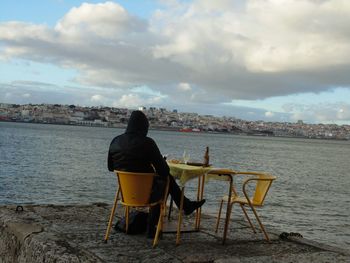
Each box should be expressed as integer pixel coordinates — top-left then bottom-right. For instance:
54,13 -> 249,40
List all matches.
1,103 -> 350,140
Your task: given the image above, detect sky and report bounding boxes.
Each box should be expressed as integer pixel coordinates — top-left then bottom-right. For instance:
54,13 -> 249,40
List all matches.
1,0 -> 350,124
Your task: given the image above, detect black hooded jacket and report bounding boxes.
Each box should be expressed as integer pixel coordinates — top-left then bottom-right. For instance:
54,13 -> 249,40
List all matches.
107,110 -> 169,177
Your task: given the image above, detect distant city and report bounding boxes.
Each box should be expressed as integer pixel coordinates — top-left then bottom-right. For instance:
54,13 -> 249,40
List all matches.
1,103 -> 350,140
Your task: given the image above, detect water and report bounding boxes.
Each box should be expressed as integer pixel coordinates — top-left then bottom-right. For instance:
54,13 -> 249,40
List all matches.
0,122 -> 349,249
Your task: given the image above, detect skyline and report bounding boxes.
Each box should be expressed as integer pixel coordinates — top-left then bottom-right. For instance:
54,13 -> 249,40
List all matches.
1,0 -> 350,124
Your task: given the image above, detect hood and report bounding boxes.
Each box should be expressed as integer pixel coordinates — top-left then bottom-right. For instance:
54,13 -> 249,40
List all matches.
125,110 -> 149,136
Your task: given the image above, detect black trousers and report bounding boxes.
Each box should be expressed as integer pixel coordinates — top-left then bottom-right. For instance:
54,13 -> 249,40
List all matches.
148,175 -> 189,232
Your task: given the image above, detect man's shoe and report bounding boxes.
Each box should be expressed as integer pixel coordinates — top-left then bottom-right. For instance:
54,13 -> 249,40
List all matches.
184,199 -> 206,215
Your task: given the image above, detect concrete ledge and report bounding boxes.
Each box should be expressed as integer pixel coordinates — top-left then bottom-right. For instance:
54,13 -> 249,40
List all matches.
1,204 -> 349,263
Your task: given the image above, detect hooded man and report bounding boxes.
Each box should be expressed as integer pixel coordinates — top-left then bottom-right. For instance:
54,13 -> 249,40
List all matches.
108,110 -> 205,237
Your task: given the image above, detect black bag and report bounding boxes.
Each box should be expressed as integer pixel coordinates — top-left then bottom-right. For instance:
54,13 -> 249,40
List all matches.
114,210 -> 148,235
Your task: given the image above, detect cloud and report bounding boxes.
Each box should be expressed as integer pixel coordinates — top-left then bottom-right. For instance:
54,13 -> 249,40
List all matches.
0,82 -> 82,105
265,111 -> 275,118
153,0 -> 350,99
337,107 -> 350,120
1,0 -> 350,111
0,80 -> 169,109
177,82 -> 192,91
286,102 -> 350,123
90,94 -> 104,103
4,78 -> 350,124
115,94 -> 143,108
55,2 -> 146,40
114,93 -> 165,108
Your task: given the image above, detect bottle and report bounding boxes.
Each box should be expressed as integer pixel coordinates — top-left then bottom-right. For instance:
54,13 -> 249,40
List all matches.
203,146 -> 209,167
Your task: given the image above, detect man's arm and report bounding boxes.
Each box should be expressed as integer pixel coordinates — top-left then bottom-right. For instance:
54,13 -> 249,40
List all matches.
147,138 -> 169,178
107,139 -> 116,172
107,149 -> 114,172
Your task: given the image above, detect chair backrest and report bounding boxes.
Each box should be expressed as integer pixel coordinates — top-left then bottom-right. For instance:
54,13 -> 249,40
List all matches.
240,172 -> 276,206
115,170 -> 156,206
252,174 -> 276,205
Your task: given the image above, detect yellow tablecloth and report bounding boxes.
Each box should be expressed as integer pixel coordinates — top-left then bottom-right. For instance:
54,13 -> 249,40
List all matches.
168,163 -> 212,186
168,162 -> 237,185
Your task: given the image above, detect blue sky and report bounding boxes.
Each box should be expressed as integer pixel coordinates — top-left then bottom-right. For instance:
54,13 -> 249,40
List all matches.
0,0 -> 157,23
1,0 -> 350,124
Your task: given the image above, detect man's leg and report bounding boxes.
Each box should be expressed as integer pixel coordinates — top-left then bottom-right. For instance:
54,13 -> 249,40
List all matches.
148,175 -> 206,237
168,175 -> 188,207
147,204 -> 160,238
168,175 -> 205,215
148,177 -> 166,238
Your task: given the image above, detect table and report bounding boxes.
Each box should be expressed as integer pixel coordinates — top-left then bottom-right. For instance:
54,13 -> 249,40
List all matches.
167,162 -> 237,245
204,168 -> 238,244
167,162 -> 210,244
168,162 -> 212,186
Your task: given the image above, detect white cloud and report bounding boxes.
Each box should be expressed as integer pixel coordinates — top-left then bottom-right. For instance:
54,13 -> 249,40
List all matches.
22,93 -> 31,98
90,94 -> 104,102
151,0 -> 350,99
287,102 -> 350,123
177,82 -> 192,91
1,0 -> 350,116
241,0 -> 350,72
113,92 -> 166,108
115,94 -> 144,108
265,111 -> 275,118
337,107 -> 350,120
55,2 -> 146,41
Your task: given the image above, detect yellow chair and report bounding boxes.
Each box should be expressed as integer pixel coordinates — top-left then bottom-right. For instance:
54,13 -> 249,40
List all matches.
215,172 -> 276,243
104,170 -> 169,248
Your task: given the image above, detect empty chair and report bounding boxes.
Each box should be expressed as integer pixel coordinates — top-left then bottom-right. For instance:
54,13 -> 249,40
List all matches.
215,172 -> 276,243
104,170 -> 169,248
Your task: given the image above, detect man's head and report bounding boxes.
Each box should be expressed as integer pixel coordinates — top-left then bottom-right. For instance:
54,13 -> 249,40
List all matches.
125,110 -> 149,136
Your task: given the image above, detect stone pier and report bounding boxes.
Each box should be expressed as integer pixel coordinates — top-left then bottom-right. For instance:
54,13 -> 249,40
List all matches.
0,204 -> 349,262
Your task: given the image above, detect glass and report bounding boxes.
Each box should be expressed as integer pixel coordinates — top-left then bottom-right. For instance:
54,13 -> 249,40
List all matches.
182,150 -> 190,164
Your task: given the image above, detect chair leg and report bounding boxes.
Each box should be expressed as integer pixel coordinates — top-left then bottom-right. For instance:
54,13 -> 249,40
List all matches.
195,175 -> 201,229
196,174 -> 205,230
249,205 -> 270,242
222,202 -> 233,244
240,204 -> 256,233
176,187 -> 185,245
153,204 -> 164,248
104,187 -> 120,242
215,199 -> 224,233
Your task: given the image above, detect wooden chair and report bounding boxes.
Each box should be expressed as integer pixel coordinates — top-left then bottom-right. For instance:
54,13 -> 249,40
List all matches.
215,172 -> 276,243
104,170 -> 169,248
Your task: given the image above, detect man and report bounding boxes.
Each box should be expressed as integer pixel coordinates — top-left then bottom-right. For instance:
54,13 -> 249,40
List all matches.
108,110 -> 205,237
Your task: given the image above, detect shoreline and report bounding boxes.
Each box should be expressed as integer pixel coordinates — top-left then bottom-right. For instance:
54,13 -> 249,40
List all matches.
1,120 -> 348,141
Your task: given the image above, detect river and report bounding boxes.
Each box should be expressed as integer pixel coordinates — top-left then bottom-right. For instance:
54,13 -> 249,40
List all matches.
0,122 -> 349,249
